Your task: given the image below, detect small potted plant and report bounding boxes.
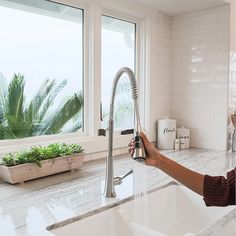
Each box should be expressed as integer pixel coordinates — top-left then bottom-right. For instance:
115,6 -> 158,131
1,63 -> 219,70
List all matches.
0,143 -> 84,184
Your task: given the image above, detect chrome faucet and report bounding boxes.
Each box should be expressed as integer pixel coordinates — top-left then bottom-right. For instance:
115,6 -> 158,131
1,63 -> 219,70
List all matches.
104,67 -> 146,198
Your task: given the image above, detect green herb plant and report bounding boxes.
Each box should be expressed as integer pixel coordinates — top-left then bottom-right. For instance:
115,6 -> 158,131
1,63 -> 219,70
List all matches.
1,143 -> 83,167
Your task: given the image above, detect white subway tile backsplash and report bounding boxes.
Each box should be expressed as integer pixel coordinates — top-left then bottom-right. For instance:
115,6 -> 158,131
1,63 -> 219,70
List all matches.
199,22 -> 218,34
149,12 -> 172,140
170,5 -> 230,150
198,10 -> 217,23
190,137 -> 226,150
217,6 -> 230,22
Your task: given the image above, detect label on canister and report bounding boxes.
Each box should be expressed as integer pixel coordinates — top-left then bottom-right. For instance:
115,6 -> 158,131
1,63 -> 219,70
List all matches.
157,119 -> 176,150
177,127 -> 190,149
180,138 -> 185,150
175,139 -> 180,150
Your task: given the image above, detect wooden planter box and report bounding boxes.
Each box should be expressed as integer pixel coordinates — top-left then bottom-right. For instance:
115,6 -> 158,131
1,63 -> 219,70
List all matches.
0,153 -> 84,184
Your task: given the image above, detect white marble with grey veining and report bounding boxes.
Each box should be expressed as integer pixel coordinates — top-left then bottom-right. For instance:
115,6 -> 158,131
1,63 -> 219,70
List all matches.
0,148 -> 235,236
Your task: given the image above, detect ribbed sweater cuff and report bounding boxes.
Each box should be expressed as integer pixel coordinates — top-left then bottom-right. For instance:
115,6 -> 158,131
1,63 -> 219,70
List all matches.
203,168 -> 235,207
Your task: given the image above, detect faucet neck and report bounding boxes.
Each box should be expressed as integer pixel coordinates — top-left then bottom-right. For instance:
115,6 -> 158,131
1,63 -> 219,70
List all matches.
104,119 -> 116,197
104,67 -> 141,198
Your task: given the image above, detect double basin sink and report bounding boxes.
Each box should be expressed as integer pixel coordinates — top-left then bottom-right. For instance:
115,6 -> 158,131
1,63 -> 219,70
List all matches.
49,181 -> 235,236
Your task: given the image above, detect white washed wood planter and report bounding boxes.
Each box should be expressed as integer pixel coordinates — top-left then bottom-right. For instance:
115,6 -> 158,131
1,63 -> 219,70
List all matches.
0,153 -> 84,184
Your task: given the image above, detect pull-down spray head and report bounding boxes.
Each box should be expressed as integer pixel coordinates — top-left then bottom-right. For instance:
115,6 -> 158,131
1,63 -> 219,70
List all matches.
132,131 -> 146,161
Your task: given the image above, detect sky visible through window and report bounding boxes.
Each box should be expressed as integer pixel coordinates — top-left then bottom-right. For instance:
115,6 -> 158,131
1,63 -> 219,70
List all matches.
0,4 -> 83,104
0,1 -> 83,138
101,16 -> 136,130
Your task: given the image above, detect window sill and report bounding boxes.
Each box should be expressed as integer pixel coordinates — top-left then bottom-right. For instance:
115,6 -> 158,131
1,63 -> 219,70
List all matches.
0,133 -> 134,159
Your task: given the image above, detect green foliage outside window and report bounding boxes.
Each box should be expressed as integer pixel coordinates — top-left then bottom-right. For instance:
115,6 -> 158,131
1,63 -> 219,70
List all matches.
0,72 -> 83,140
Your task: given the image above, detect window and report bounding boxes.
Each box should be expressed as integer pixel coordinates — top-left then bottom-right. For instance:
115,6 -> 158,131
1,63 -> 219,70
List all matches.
0,0 -> 84,140
0,0 -> 145,153
101,15 -> 136,130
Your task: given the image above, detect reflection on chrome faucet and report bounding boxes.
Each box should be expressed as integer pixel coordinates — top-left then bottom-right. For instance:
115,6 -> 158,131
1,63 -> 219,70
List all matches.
104,67 -> 146,198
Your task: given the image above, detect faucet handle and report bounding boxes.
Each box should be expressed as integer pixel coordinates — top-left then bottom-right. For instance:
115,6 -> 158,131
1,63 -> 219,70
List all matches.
98,125 -> 110,136
121,169 -> 134,179
100,102 -> 103,121
98,129 -> 106,136
114,169 -> 133,185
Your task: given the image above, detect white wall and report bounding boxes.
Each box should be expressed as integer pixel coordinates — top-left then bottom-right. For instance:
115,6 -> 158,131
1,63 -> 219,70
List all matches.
230,0 -> 236,52
148,13 -> 172,140
170,6 -> 230,150
228,0 -> 236,150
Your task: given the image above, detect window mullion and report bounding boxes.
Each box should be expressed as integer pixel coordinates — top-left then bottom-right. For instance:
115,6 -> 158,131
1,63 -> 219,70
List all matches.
89,2 -> 102,136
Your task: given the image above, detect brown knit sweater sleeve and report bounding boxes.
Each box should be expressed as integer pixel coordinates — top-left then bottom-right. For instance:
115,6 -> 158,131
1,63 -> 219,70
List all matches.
203,168 -> 236,207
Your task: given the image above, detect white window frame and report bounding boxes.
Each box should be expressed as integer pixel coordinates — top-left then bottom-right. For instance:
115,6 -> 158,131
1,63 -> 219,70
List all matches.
0,0 -> 150,156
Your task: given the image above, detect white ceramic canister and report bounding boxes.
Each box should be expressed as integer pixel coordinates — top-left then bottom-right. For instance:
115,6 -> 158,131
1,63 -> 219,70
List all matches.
176,126 -> 190,149
157,119 -> 176,150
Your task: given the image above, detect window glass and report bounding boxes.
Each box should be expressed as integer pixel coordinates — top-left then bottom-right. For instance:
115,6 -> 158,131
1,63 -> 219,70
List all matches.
0,0 -> 84,140
101,15 -> 136,130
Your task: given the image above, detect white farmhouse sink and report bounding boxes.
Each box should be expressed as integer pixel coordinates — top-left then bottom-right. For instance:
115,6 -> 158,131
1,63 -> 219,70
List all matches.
50,182 -> 234,236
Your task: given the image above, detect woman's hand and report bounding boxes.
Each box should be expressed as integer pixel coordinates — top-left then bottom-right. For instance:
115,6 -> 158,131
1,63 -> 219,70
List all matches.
129,132 -> 205,197
129,131 -> 160,168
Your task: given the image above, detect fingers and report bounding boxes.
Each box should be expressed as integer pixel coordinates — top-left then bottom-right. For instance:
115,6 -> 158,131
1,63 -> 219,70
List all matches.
128,148 -> 134,156
128,139 -> 135,156
129,139 -> 134,146
128,132 -> 151,157
140,131 -> 151,147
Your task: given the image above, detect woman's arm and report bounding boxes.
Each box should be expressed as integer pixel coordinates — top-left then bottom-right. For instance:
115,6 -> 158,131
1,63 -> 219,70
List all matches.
130,132 -> 235,206
155,154 -> 204,196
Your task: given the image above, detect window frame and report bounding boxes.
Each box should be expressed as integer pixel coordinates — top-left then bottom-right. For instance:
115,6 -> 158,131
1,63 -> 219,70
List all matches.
0,0 -> 149,156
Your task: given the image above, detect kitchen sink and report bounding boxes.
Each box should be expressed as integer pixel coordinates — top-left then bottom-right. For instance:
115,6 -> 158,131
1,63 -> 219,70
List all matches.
49,182 -> 235,236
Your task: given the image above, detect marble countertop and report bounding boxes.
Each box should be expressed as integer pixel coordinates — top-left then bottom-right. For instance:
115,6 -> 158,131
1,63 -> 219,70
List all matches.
0,148 -> 235,236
